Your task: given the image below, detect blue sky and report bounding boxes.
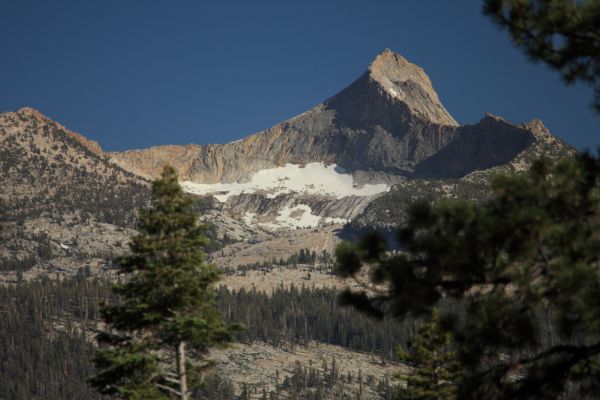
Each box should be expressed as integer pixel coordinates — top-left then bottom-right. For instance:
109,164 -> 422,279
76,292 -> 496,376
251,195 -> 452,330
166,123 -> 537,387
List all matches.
1,0 -> 597,151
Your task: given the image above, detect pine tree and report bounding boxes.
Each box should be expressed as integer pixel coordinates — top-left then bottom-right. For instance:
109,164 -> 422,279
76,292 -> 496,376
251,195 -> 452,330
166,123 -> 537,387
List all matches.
336,153 -> 600,398
396,309 -> 461,400
240,383 -> 249,400
262,386 -> 268,400
89,166 -> 235,399
483,0 -> 600,112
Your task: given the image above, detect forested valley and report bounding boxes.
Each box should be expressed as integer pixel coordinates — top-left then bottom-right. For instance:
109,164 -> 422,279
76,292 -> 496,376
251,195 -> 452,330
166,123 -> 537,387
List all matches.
0,271 -> 408,400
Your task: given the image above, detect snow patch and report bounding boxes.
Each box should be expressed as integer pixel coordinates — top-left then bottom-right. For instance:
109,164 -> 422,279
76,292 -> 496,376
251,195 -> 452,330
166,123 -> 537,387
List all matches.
181,162 -> 389,202
243,212 -> 257,226
324,216 -> 347,225
275,204 -> 322,229
244,205 -> 348,232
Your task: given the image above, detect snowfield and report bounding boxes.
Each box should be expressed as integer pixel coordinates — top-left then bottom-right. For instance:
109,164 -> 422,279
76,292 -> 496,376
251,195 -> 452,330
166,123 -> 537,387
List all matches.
181,162 -> 388,231
181,162 -> 389,202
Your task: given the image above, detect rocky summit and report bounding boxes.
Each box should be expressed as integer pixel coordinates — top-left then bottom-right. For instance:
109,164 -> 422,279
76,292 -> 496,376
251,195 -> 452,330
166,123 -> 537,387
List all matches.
104,49 -> 570,232
109,49 -> 459,182
0,49 -> 572,280
107,50 -> 568,183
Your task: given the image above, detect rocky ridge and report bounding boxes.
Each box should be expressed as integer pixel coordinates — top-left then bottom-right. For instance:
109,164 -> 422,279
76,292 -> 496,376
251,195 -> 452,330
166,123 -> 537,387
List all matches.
105,49 -> 571,232
107,50 -> 567,187
107,50 -> 463,183
0,107 -> 149,282
1,49 -> 574,276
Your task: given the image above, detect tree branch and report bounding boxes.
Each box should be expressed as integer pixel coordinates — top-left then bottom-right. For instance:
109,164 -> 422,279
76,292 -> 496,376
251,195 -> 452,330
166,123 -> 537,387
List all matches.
155,382 -> 182,397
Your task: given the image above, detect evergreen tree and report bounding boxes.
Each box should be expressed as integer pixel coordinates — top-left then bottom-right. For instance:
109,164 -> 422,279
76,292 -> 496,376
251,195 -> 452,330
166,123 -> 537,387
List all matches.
240,383 -> 249,400
336,154 -> 600,398
483,0 -> 600,112
89,166 -> 235,399
396,309 -> 461,400
337,0 -> 600,399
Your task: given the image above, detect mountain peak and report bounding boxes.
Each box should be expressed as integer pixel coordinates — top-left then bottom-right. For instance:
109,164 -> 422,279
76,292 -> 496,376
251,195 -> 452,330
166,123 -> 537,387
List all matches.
367,49 -> 458,127
18,106 -> 46,121
13,106 -> 104,156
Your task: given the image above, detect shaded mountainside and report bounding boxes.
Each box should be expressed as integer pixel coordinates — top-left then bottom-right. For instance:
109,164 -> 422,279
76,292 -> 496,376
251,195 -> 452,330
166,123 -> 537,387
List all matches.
356,115 -> 573,228
109,50 -> 562,184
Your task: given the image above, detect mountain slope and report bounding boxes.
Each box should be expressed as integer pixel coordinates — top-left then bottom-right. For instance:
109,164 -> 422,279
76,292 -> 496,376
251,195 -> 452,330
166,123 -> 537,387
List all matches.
1,49 -> 574,276
108,50 -> 568,187
108,50 -> 460,182
104,49 -> 571,233
355,115 -> 573,228
0,107 -> 149,280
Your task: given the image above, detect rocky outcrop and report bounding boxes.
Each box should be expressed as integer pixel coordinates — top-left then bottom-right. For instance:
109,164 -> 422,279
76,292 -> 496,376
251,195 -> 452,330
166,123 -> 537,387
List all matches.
3,50 -> 573,236
222,192 -> 378,222
108,50 -> 565,185
110,144 -> 202,180
18,107 -> 104,157
412,114 -> 536,178
108,50 -> 463,182
365,48 -> 457,127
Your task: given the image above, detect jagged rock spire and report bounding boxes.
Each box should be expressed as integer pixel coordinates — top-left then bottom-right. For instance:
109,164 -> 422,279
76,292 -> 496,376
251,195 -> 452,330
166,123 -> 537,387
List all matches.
368,49 -> 458,126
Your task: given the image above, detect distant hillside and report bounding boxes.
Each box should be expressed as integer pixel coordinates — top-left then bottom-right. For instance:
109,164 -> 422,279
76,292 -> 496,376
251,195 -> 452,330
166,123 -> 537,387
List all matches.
0,107 -> 149,280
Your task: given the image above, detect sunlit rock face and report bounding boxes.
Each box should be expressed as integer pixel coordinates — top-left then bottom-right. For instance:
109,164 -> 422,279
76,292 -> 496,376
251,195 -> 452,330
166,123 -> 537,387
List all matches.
106,49 -> 458,183
104,49 -> 569,230
0,49 -> 574,284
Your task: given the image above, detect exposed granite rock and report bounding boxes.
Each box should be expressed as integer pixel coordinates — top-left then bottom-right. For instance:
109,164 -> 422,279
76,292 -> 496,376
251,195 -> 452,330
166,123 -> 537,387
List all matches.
368,48 -> 458,126
107,50 -> 461,182
221,192 -> 379,222
0,108 -> 149,278
412,114 -> 536,178
108,50 -> 567,186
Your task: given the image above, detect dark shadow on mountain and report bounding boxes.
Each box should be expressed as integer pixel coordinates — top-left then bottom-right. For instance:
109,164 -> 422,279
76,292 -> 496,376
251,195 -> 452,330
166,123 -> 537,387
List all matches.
335,223 -> 402,252
324,73 -> 416,133
319,73 -> 459,176
412,115 -> 535,179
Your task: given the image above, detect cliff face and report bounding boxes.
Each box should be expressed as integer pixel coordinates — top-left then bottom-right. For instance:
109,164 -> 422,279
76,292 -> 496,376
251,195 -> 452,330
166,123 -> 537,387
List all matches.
108,50 -> 561,185
107,50 -> 461,183
2,50 -> 573,236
